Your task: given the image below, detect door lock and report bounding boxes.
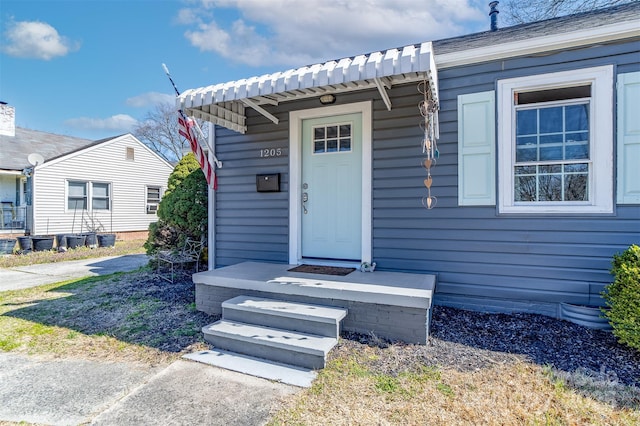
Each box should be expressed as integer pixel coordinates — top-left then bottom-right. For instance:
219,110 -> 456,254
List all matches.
302,192 -> 308,214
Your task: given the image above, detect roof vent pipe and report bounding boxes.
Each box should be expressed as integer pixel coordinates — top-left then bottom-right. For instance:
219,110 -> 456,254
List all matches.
489,1 -> 499,31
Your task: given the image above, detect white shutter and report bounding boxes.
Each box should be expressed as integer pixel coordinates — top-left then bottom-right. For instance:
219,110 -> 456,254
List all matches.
458,91 -> 496,206
617,71 -> 640,205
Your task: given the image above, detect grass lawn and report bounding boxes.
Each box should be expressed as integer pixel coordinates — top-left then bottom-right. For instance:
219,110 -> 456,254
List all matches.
1,242 -> 638,424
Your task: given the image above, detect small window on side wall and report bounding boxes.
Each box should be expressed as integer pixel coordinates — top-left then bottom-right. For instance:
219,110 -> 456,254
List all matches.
126,147 -> 135,161
92,182 -> 111,210
497,65 -> 613,214
68,181 -> 88,210
146,185 -> 161,214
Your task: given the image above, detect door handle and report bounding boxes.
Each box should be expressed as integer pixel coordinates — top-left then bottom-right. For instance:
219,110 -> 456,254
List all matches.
302,192 -> 308,214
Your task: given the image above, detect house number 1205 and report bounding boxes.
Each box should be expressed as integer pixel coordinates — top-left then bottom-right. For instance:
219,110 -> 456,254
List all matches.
260,148 -> 283,158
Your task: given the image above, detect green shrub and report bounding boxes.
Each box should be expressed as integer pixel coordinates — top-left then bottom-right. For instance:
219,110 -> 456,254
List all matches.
602,244 -> 640,351
144,153 -> 207,255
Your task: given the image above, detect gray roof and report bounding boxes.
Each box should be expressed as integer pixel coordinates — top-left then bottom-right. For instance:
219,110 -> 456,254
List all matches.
433,1 -> 640,54
0,127 -> 119,171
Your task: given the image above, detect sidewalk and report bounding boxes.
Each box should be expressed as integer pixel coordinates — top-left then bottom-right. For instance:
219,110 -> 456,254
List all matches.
0,254 -> 150,291
0,255 -> 299,425
0,353 -> 296,425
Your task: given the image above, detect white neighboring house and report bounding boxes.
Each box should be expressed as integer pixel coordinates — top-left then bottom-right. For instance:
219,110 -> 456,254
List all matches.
0,103 -> 173,237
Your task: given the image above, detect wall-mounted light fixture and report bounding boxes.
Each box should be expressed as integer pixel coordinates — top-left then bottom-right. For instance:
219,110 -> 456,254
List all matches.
319,94 -> 336,105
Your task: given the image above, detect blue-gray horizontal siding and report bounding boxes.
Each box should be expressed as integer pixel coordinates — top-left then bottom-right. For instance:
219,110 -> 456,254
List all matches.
373,39 -> 640,313
213,38 -> 640,316
214,119 -> 290,266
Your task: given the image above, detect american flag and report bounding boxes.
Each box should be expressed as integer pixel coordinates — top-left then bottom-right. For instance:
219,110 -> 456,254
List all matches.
177,111 -> 217,190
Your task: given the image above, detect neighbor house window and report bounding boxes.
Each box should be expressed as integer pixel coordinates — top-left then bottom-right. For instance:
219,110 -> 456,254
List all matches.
146,185 -> 161,214
91,182 -> 111,210
68,181 -> 88,210
497,65 -> 613,214
126,147 -> 135,161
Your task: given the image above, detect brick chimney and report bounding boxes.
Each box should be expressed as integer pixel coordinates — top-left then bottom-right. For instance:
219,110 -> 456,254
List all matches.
0,102 -> 16,137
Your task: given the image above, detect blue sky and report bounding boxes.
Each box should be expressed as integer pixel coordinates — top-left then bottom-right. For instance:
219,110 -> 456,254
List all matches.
0,0 -> 491,140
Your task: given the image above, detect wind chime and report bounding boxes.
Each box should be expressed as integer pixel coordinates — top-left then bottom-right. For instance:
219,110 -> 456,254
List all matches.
418,76 -> 439,209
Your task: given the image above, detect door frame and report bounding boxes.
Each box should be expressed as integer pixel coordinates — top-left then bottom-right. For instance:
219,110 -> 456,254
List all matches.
289,101 -> 372,265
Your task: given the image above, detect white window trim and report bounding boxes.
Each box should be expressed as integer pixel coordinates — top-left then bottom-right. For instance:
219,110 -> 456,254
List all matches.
91,182 -> 111,211
289,101 -> 372,265
146,185 -> 162,214
66,180 -> 113,212
497,65 -> 614,214
66,180 -> 88,212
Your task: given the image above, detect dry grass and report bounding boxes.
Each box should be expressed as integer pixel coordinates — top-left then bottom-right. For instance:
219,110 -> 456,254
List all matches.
0,239 -> 146,269
269,343 -> 640,425
0,273 -> 213,366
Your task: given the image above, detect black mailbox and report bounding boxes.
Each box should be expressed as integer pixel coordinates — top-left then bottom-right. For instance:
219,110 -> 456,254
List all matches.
256,173 -> 280,192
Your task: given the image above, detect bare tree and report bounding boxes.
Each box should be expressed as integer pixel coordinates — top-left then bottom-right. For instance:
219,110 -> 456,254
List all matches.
132,102 -> 190,163
500,0 -> 633,25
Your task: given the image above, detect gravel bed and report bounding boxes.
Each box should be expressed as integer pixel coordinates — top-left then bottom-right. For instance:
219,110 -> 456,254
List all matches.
338,305 -> 639,388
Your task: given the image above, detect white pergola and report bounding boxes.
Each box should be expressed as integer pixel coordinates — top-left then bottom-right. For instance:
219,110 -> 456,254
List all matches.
178,42 -> 439,134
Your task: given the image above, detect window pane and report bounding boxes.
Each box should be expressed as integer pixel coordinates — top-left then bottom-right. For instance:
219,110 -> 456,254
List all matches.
539,146 -> 563,161
68,198 -> 86,210
516,135 -> 537,147
565,173 -> 588,201
565,143 -> 589,160
68,182 -> 86,197
516,147 -> 537,162
515,175 -> 536,201
327,139 -> 338,152
92,198 -> 109,210
314,127 -> 325,139
340,137 -> 351,151
516,110 -> 537,135
539,134 -> 563,145
93,183 -> 109,197
147,186 -> 161,201
314,141 -> 325,153
538,174 -> 562,201
339,124 -> 351,137
539,107 -> 563,133
565,163 -> 588,173
565,104 -> 588,131
326,125 -> 338,139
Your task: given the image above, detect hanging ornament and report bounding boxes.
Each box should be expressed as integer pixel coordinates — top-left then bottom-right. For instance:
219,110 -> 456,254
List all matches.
418,76 -> 439,209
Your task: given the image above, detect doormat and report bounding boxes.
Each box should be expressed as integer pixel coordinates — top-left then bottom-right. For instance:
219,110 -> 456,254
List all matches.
288,264 -> 356,276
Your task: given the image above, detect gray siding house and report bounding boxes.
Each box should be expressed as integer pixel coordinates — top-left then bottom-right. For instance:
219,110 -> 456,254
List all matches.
181,3 -> 639,332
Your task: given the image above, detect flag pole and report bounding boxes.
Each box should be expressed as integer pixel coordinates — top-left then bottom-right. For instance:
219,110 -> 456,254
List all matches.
162,64 -> 222,168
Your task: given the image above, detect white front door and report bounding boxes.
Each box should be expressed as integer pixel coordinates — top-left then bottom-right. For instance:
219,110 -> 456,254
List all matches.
301,113 -> 362,261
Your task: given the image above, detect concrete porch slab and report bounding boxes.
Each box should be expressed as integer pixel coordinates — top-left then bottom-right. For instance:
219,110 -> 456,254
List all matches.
193,262 -> 436,344
193,261 -> 435,309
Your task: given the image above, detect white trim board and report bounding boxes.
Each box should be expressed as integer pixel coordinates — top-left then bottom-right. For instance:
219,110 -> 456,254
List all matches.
289,101 -> 372,265
435,20 -> 640,69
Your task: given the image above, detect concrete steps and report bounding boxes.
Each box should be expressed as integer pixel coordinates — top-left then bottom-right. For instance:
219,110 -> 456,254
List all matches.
203,296 -> 347,370
202,296 -> 347,369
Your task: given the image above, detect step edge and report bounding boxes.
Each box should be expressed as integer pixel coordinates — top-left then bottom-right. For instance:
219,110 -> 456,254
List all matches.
222,297 -> 348,323
223,303 -> 346,324
202,321 -> 337,355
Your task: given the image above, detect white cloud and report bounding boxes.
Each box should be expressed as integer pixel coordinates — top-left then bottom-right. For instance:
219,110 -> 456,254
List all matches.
126,92 -> 175,108
1,20 -> 80,60
180,0 -> 485,67
64,114 -> 138,132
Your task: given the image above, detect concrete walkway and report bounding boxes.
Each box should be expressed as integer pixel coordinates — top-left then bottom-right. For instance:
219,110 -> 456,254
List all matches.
0,254 -> 150,291
0,255 -> 300,425
0,353 -> 296,425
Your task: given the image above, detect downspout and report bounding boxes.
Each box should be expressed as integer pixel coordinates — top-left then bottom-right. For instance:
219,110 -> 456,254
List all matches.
208,125 -> 216,270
